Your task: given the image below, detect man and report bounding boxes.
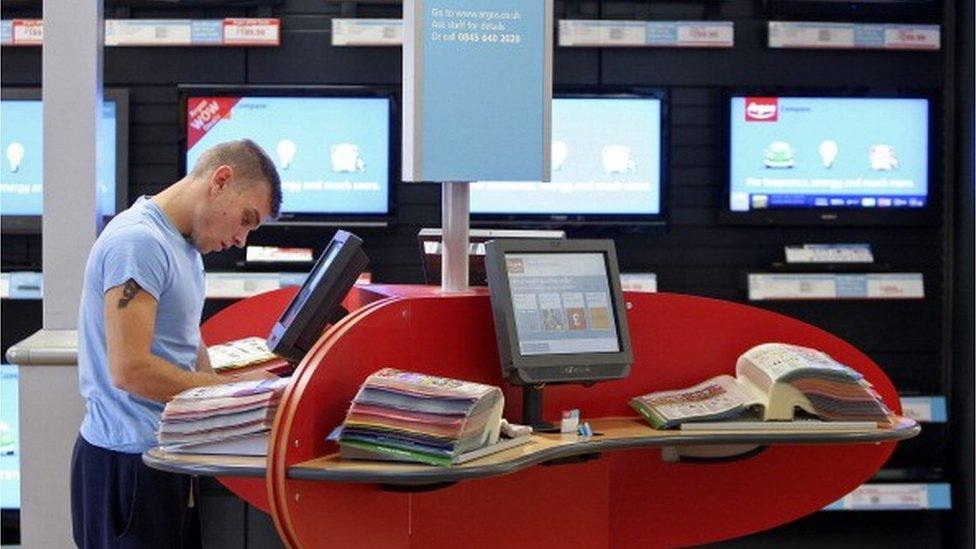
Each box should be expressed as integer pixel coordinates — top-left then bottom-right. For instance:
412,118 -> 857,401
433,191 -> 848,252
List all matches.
71,139 -> 283,548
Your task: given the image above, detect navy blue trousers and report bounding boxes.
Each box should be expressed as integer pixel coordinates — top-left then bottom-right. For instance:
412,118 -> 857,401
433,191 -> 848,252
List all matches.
71,435 -> 201,549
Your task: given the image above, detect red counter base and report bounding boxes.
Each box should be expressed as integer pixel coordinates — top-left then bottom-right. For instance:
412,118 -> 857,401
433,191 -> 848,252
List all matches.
201,285 -> 903,548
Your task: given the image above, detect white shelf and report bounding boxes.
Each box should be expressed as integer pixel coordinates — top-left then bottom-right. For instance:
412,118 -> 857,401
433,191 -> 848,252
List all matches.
748,273 -> 924,300
824,483 -> 951,511
768,21 -> 939,51
559,20 -> 734,48
2,18 -> 280,47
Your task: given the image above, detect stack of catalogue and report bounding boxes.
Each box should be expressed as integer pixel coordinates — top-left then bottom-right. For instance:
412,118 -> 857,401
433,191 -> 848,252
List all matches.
158,377 -> 288,455
338,369 -> 529,466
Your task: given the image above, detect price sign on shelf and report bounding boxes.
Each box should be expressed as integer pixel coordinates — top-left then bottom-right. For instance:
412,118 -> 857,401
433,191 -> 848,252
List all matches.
884,27 -> 939,50
12,19 -> 43,45
223,18 -> 280,46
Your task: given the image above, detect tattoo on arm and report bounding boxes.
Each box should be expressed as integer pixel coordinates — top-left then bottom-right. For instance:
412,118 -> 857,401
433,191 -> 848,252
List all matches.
118,279 -> 141,309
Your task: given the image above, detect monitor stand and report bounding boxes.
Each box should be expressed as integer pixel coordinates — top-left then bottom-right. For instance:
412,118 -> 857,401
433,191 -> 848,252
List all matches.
522,385 -> 558,433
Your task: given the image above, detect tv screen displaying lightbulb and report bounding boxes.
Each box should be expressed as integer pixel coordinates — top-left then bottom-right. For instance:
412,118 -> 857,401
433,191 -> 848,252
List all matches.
0,89 -> 127,232
182,90 -> 394,223
469,92 -> 666,226
725,94 -> 933,225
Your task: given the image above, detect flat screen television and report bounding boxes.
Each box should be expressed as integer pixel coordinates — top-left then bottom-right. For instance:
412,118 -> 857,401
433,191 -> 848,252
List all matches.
0,364 -> 19,512
0,88 -> 129,233
267,230 -> 369,363
720,90 -> 938,226
470,89 -> 667,227
180,86 -> 396,226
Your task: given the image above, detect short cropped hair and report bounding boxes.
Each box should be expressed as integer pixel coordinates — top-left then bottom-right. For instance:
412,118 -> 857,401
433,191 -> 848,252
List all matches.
189,139 -> 283,218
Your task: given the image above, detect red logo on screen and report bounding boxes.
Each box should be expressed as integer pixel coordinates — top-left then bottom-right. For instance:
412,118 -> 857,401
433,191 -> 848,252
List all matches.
745,97 -> 779,122
186,97 -> 242,150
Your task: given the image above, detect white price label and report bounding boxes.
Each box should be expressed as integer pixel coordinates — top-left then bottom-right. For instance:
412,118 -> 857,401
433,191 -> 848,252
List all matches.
749,274 -> 836,300
769,22 -> 854,48
620,273 -> 658,293
676,24 -> 733,47
558,20 -> 645,47
332,19 -> 403,46
900,398 -> 933,422
223,18 -> 279,46
105,20 -> 192,46
847,484 -> 928,510
206,275 -> 280,298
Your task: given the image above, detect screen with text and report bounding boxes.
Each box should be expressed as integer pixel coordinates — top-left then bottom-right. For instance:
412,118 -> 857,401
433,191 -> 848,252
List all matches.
505,252 -> 620,356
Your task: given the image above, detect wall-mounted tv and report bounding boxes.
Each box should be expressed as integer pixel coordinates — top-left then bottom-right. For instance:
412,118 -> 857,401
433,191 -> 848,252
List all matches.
720,90 -> 938,226
470,89 -> 667,227
180,86 -> 396,226
0,88 -> 129,234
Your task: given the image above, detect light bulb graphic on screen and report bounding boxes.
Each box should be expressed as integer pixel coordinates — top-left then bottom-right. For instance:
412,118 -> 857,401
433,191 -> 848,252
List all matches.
551,140 -> 568,171
818,140 -> 839,168
6,142 -> 25,173
276,139 -> 297,170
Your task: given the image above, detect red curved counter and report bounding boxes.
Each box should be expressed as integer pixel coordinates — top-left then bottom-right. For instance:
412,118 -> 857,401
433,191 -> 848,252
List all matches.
196,284 -> 910,548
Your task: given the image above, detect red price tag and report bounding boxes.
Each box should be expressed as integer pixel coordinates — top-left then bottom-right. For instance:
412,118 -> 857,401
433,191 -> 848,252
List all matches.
223,18 -> 280,46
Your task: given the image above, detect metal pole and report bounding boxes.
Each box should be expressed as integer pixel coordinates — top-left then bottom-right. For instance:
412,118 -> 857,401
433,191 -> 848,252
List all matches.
441,182 -> 470,292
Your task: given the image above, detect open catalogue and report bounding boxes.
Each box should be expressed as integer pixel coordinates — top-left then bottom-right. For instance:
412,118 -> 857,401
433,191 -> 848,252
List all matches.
630,343 -> 894,429
337,369 -> 530,466
207,337 -> 284,372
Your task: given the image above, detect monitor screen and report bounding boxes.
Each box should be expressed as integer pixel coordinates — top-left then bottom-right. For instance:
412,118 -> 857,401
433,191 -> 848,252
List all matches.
485,238 -> 633,385
505,252 -> 621,356
0,364 -> 19,510
183,90 -> 393,222
267,230 -> 369,362
724,94 -> 933,225
470,93 -> 665,225
1,89 -> 128,232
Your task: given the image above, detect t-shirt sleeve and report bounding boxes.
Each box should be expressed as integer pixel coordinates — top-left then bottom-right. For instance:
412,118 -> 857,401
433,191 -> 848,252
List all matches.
100,227 -> 171,301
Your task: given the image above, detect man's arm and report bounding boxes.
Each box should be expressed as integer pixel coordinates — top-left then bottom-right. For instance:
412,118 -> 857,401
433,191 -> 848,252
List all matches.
105,279 -> 225,402
196,335 -> 213,374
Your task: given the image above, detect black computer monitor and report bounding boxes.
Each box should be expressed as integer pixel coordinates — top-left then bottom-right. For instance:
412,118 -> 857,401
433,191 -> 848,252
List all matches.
267,230 -> 369,363
485,238 -> 634,428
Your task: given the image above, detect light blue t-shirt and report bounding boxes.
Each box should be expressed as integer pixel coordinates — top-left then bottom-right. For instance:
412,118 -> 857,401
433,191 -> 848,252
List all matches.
78,196 -> 205,453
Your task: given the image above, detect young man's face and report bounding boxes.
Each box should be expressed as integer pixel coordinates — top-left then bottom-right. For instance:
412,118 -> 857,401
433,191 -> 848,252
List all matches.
192,166 -> 272,254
